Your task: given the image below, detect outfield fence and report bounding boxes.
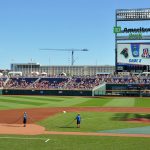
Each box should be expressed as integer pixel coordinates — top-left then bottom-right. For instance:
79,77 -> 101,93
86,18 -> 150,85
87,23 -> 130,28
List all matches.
1,83 -> 150,97
2,89 -> 92,96
0,89 -> 2,95
92,82 -> 106,96
93,83 -> 150,97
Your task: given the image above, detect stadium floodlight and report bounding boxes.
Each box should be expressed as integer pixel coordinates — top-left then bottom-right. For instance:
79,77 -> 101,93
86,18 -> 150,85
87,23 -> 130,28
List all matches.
116,8 -> 150,21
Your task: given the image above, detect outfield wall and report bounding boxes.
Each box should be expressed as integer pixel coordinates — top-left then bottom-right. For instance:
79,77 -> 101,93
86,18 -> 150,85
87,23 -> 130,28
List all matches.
2,89 -> 92,96
2,84 -> 150,97
0,89 -> 2,95
106,84 -> 149,96
92,83 -> 106,96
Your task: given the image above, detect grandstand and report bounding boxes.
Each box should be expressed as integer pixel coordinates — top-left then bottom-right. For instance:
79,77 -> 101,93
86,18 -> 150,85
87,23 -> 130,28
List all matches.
0,73 -> 150,96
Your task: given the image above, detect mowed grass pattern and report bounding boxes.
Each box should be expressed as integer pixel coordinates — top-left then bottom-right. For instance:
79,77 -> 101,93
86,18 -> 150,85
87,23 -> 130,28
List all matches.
75,97 -> 112,106
0,96 -> 150,110
103,98 -> 135,107
0,96 -> 90,110
135,98 -> 150,107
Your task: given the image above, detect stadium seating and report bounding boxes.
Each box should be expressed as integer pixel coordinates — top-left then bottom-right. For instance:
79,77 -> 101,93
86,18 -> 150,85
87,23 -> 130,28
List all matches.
1,74 -> 150,90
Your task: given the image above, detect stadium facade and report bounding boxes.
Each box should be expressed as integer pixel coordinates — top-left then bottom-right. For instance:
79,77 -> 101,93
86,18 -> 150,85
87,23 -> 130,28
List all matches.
11,63 -> 115,76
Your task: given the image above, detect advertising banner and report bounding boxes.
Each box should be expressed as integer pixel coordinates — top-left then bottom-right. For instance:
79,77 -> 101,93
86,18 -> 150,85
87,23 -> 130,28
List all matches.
117,43 -> 150,65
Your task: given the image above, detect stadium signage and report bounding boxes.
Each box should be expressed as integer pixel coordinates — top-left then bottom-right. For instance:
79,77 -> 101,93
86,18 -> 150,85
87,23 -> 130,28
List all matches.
114,26 -> 144,40
129,33 -> 142,40
114,26 -> 150,33
129,59 -> 142,63
124,27 -> 150,33
117,43 -> 150,65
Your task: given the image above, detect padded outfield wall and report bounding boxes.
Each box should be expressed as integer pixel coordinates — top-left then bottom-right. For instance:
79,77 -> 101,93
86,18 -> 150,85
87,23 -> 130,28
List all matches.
0,89 -> 2,95
106,84 -> 150,96
2,89 -> 92,96
2,84 -> 149,96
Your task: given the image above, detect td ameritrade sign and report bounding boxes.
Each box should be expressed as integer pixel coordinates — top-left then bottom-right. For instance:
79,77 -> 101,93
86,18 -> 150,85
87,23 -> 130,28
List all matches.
124,27 -> 150,33
113,27 -> 150,40
114,27 -> 150,33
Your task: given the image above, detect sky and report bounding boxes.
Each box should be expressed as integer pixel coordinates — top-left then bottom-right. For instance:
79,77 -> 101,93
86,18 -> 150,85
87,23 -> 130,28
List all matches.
0,0 -> 150,69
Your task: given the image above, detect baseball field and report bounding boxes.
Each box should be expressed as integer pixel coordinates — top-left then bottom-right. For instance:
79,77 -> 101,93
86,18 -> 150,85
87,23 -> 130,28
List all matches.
1,96 -> 150,150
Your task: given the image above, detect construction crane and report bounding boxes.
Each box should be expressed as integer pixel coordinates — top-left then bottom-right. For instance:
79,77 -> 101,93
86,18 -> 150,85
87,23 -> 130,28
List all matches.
40,48 -> 88,66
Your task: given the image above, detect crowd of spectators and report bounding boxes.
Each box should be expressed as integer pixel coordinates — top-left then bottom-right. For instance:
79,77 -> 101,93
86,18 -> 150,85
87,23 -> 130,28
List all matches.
0,78 -> 7,88
0,76 -> 101,90
97,74 -> 150,84
31,78 -> 69,89
0,80 -> 4,88
1,73 -> 150,90
64,77 -> 100,90
5,78 -> 38,89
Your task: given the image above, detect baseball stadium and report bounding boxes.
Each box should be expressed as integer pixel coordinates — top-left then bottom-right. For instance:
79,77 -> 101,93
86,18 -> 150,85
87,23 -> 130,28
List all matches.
1,4 -> 150,150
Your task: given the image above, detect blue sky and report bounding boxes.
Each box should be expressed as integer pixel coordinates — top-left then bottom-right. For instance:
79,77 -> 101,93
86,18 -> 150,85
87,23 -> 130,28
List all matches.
0,0 -> 150,69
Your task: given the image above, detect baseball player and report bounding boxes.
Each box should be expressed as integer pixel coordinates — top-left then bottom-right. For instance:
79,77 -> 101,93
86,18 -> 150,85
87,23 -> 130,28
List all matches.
75,114 -> 81,128
23,112 -> 27,127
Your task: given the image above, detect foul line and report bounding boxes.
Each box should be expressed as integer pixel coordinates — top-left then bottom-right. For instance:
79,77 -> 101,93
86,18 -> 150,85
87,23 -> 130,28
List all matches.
0,137 -> 50,142
45,139 -> 50,142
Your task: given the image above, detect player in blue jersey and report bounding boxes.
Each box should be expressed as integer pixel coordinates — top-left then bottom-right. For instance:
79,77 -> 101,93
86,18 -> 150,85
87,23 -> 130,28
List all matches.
75,114 -> 81,128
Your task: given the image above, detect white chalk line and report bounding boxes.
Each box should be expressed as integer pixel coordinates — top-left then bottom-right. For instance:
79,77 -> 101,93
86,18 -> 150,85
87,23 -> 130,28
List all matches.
0,137 -> 50,142
45,139 -> 50,142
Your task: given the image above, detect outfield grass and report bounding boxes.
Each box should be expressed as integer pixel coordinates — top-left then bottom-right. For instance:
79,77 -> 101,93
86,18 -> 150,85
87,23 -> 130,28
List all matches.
135,98 -> 150,107
38,112 -> 150,132
0,96 -> 150,110
0,134 -> 149,150
74,97 -> 112,106
0,96 -> 89,109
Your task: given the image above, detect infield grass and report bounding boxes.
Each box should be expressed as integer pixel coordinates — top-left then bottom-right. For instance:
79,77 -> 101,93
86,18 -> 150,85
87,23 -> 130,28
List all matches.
38,112 -> 150,132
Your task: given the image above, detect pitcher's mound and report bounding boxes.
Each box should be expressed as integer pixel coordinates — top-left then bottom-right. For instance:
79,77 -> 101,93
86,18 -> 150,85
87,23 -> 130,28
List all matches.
0,124 -> 45,135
